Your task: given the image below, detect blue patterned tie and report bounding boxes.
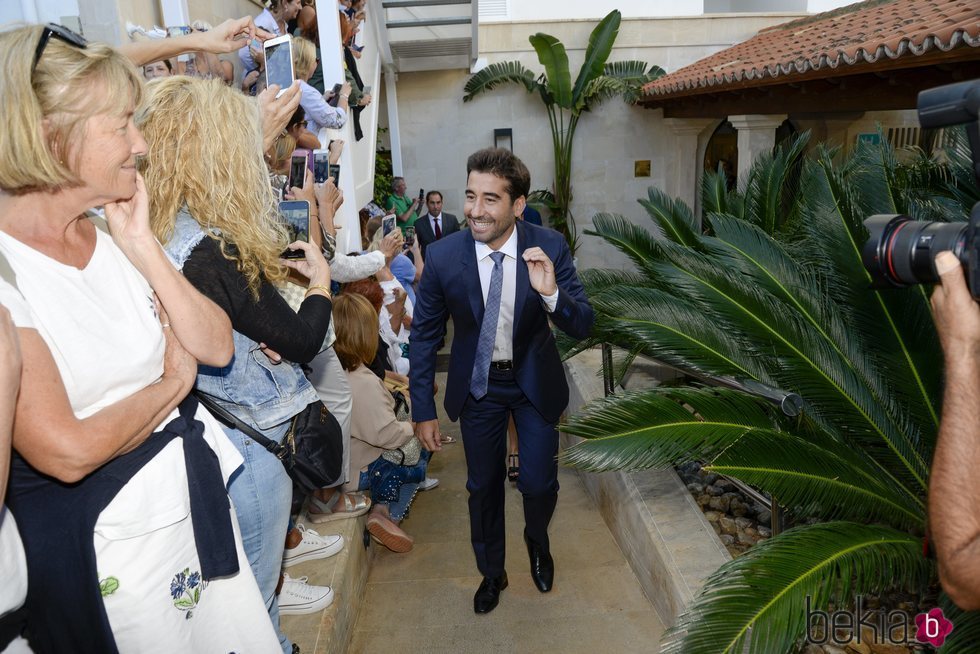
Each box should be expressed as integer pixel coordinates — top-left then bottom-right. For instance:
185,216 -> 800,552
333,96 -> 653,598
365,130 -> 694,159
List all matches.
470,251 -> 506,399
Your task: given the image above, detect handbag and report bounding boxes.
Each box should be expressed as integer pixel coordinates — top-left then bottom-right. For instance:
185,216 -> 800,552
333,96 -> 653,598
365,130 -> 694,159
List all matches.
381,435 -> 423,467
196,393 -> 343,493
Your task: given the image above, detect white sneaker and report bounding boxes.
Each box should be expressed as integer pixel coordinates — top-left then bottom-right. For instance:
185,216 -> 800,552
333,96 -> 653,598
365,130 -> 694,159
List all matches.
282,524 -> 345,568
418,477 -> 439,491
278,573 -> 334,615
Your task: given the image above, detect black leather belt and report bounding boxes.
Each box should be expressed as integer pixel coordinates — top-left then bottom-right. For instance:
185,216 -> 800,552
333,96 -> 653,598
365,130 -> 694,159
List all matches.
490,360 -> 513,370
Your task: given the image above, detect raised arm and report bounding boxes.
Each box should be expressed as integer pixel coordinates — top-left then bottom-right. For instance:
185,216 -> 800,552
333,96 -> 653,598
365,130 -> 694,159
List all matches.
929,251 -> 980,610
119,17 -> 267,67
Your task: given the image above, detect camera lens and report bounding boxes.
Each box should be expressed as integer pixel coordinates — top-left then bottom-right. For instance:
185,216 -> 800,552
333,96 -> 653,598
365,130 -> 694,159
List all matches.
862,214 -> 967,288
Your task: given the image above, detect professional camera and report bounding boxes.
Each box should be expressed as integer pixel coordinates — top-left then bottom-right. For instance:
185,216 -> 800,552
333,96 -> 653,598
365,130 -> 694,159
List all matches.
862,79 -> 980,298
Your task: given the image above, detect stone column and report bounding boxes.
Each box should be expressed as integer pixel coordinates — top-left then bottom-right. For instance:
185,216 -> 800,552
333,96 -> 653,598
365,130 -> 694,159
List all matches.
663,118 -> 715,224
728,114 -> 787,187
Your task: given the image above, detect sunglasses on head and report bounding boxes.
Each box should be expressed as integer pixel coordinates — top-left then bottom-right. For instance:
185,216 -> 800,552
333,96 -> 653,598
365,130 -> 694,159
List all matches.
32,23 -> 88,72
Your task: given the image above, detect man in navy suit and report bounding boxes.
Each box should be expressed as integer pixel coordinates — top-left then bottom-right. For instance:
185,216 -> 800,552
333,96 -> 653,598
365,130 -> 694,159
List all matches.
409,148 -> 593,614
415,190 -> 460,261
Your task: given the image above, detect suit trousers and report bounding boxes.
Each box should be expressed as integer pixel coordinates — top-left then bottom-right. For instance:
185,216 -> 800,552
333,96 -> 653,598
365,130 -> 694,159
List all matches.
459,367 -> 559,578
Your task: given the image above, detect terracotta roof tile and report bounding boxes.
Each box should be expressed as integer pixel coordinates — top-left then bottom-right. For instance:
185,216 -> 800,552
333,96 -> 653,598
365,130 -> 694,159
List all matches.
643,0 -> 980,99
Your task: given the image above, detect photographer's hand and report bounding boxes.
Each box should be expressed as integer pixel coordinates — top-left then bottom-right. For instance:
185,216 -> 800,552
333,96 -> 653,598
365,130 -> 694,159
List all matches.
258,81 -> 302,153
929,250 -> 980,610
932,251 -> 980,363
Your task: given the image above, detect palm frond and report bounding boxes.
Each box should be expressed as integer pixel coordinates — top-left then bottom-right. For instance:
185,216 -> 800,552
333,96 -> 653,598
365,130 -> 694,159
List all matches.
561,387 -> 778,471
700,163 -> 742,219
463,61 -> 538,102
741,131 -> 809,235
706,429 -> 923,529
661,523 -> 931,654
639,186 -> 701,247
586,285 -> 762,380
938,594 -> 980,653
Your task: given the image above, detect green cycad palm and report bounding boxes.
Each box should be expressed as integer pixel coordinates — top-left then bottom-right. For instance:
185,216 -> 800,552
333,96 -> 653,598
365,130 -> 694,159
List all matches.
561,133 -> 980,652
463,10 -> 663,255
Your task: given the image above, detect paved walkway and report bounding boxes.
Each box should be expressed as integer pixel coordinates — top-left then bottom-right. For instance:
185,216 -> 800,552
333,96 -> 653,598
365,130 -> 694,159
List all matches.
348,369 -> 665,653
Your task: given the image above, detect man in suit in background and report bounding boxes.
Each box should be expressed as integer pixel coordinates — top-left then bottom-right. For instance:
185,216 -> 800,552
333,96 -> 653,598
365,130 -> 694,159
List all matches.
409,148 -> 593,614
415,190 -> 460,261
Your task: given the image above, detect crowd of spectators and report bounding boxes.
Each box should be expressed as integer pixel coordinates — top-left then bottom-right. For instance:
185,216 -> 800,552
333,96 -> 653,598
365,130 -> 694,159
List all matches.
0,2 -> 447,653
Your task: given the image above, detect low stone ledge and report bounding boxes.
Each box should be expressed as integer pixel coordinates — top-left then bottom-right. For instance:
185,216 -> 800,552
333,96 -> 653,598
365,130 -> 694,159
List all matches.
561,349 -> 731,627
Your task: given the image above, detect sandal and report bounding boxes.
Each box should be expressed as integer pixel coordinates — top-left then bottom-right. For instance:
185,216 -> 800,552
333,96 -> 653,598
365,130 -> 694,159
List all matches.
507,454 -> 519,483
440,435 -> 456,444
306,492 -> 372,523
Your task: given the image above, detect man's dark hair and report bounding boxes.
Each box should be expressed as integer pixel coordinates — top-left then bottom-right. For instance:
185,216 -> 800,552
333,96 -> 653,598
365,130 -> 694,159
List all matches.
466,148 -> 530,202
425,190 -> 442,203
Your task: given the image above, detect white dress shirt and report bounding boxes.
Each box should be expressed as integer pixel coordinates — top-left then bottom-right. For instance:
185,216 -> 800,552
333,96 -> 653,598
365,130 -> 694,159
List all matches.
474,228 -> 558,362
427,212 -> 443,237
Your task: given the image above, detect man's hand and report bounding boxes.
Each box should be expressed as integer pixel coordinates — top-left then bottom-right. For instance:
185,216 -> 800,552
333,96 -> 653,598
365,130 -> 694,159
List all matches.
523,246 -> 558,296
415,419 -> 442,452
932,251 -> 980,364
258,81 -> 302,152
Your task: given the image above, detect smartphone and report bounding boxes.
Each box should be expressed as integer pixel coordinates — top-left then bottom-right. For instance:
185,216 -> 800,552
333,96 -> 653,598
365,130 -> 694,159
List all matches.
263,35 -> 294,97
167,26 -> 192,38
313,150 -> 329,184
326,82 -> 343,107
288,154 -> 307,189
328,163 -> 341,187
279,200 -> 311,259
362,85 -> 371,95
404,226 -> 415,248
382,214 -> 396,236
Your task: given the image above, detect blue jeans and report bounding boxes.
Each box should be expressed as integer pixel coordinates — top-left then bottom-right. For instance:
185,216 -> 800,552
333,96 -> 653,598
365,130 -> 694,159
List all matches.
357,450 -> 430,520
224,421 -> 293,654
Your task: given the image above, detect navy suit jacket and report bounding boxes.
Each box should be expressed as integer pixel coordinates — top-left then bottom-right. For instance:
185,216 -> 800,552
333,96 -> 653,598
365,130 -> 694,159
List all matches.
415,212 -> 460,260
409,221 -> 593,424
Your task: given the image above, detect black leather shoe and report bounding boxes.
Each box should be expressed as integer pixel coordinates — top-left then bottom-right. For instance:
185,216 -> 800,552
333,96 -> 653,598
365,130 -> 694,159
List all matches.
473,572 -> 508,614
525,533 -> 554,592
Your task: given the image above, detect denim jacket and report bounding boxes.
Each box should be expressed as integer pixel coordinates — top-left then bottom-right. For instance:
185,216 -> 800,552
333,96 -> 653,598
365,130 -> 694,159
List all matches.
165,209 -> 317,431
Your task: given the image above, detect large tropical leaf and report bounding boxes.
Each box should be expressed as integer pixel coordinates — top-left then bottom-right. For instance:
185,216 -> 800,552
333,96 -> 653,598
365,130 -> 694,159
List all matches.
561,387 -> 779,471
528,33 -> 572,108
462,61 -> 538,102
602,60 -> 665,104
706,428 -> 923,529
938,594 -> 980,653
638,186 -> 701,247
701,162 -> 742,219
661,522 -> 931,654
741,131 -> 809,235
571,9 -> 621,108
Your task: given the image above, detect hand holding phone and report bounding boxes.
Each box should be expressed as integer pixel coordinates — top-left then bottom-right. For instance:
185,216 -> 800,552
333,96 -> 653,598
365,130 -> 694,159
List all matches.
404,226 -> 416,248
288,154 -> 307,189
382,214 -> 396,237
313,150 -> 329,184
326,83 -> 343,107
263,35 -> 294,98
278,200 -> 312,259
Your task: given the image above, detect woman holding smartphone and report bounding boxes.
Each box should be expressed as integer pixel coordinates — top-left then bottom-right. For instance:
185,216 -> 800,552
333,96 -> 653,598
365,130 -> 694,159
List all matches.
138,76 -> 334,654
